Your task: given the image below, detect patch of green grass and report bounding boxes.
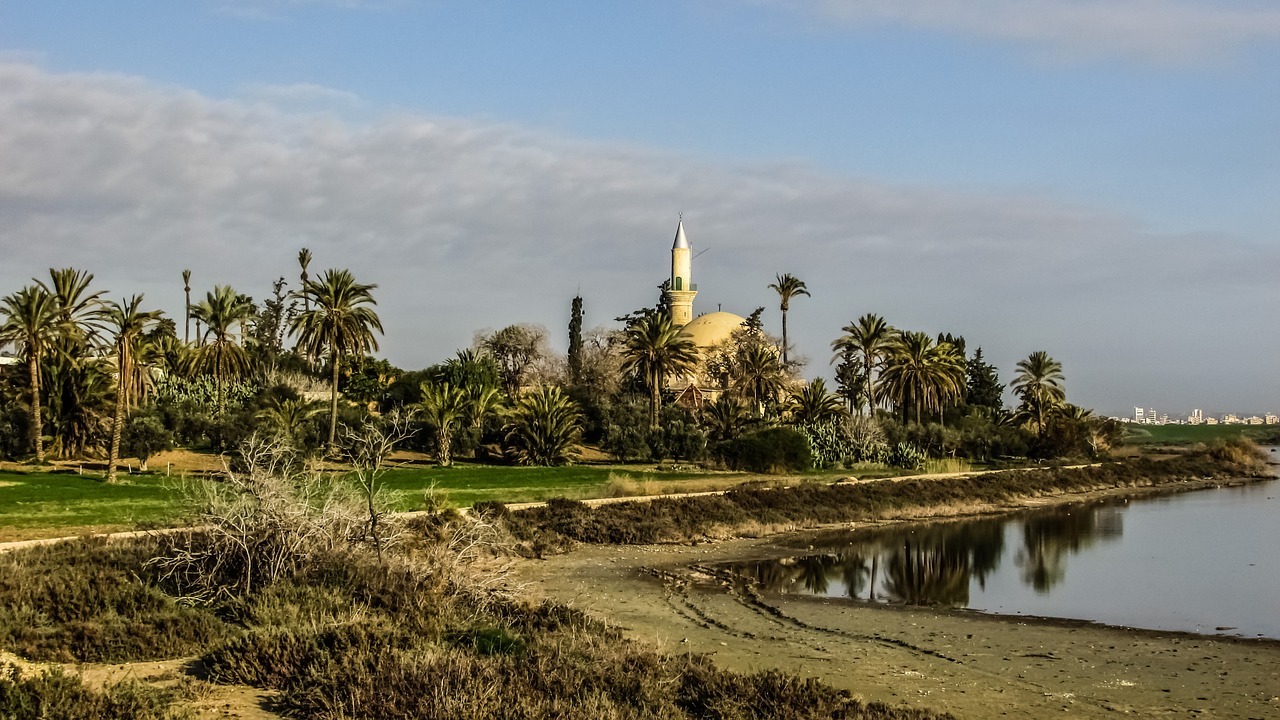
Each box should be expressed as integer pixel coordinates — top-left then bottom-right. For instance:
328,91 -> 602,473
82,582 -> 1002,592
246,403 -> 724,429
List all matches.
0,471 -> 191,537
1122,423 -> 1280,446
377,463 -> 721,509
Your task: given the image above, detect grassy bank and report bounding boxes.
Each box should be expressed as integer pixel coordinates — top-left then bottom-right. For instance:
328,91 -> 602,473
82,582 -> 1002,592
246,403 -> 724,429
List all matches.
500,442 -> 1271,547
0,462 -> 895,541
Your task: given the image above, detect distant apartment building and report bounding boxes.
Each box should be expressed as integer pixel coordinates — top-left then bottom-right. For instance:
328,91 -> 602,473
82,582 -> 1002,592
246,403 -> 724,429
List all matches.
1267,413 -> 1278,425
1222,414 -> 1240,424
1188,408 -> 1204,425
1205,416 -> 1219,425
1133,407 -> 1146,423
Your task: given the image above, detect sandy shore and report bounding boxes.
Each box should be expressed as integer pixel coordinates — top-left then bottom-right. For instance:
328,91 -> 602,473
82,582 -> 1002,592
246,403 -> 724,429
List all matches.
514,484 -> 1280,720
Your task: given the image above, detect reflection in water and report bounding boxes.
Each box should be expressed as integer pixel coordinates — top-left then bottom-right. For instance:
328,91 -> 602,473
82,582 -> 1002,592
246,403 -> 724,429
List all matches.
724,503 -> 1123,608
1016,505 -> 1123,592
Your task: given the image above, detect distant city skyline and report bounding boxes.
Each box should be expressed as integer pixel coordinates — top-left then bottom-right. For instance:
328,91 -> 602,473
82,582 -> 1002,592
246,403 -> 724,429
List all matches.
1,2 -> 1278,419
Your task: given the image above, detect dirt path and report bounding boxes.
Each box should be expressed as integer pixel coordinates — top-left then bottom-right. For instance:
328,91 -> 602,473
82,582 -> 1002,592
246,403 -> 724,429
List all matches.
513,489 -> 1280,720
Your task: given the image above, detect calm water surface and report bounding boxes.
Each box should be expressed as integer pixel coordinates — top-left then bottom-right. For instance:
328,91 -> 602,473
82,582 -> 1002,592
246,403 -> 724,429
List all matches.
721,476 -> 1280,638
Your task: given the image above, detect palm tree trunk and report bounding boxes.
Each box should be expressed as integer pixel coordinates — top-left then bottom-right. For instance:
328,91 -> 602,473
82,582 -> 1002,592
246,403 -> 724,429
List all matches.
780,309 -> 789,366
864,358 -> 875,416
649,368 -> 661,429
107,345 -> 127,483
328,353 -> 340,450
28,354 -> 44,464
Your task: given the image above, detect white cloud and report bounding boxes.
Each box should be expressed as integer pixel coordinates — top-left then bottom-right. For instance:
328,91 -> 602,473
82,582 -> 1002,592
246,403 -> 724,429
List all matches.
241,83 -> 364,111
0,61 -> 1274,413
778,0 -> 1280,62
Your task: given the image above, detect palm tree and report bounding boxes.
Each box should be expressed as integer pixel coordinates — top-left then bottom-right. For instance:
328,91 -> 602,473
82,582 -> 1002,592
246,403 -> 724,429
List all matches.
182,269 -> 192,345
880,331 -> 965,424
785,377 -> 846,425
418,381 -> 469,467
502,385 -> 582,466
830,313 -> 893,415
703,394 -> 752,442
731,343 -> 787,418
464,384 -> 502,433
768,273 -> 809,367
104,296 -> 163,483
1012,351 -> 1066,437
256,396 -> 323,450
619,313 -> 700,428
189,286 -> 255,409
298,248 -> 312,314
290,269 -> 383,450
0,286 -> 61,462
39,268 -> 107,346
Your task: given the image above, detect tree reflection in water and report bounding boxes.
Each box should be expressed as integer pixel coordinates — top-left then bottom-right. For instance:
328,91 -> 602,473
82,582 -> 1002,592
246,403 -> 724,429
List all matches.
1015,505 -> 1123,592
721,501 -> 1124,607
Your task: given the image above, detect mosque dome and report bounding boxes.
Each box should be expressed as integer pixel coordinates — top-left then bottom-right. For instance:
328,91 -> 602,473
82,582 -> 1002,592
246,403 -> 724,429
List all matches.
679,311 -> 747,350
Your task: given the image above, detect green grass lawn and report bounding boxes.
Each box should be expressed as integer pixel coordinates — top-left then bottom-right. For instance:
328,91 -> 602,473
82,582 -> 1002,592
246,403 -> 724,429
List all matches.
378,463 -> 758,509
0,470 -> 191,540
1122,423 -> 1280,446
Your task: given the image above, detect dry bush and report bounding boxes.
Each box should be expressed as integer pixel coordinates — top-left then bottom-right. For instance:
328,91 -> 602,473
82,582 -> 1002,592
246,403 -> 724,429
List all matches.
148,435 -> 368,602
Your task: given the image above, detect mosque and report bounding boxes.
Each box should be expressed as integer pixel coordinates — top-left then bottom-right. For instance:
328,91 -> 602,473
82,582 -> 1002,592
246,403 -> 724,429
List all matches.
664,218 -> 749,406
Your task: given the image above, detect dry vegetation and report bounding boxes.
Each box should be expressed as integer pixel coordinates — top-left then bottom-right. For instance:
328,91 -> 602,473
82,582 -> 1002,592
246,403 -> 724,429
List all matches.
0,439 -> 962,719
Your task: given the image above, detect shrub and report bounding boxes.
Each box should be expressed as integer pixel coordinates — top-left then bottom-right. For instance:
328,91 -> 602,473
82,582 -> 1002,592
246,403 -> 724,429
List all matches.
715,426 -> 812,473
0,664 -> 189,720
0,539 -> 226,663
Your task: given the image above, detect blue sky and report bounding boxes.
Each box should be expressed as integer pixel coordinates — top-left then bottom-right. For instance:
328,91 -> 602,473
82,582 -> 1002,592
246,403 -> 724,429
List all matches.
1,0 -> 1278,416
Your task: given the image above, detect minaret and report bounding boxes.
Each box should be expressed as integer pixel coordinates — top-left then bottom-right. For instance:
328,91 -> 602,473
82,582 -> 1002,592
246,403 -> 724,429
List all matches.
666,218 -> 698,326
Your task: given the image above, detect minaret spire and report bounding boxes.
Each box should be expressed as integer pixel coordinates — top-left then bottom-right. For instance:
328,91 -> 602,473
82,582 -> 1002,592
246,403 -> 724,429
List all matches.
666,216 -> 697,325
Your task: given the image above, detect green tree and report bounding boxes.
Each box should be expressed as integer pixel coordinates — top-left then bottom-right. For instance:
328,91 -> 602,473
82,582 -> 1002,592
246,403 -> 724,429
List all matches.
290,269 -> 384,450
731,343 -> 787,418
503,385 -> 582,466
768,273 -> 809,367
0,286 -> 61,462
182,269 -> 192,345
702,394 -> 753,442
1012,351 -> 1067,437
256,396 -> 324,451
830,313 -> 893,415
39,268 -> 107,345
965,347 -> 1004,410
568,295 -> 584,385
103,295 -> 163,483
189,286 -> 254,409
785,377 -> 846,425
418,381 -> 469,467
120,413 -> 173,471
297,248 -> 312,314
880,331 -> 965,425
619,313 -> 700,428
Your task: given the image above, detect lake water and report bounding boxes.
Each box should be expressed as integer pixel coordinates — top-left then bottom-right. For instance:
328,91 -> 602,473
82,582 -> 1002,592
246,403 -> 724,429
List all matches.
720,475 -> 1280,639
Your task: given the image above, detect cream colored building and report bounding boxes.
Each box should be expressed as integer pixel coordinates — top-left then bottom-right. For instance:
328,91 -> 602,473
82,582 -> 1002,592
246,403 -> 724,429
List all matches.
662,219 -> 748,406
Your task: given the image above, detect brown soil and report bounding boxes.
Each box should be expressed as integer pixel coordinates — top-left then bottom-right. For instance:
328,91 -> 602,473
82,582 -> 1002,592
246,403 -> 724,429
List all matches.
514,484 -> 1280,720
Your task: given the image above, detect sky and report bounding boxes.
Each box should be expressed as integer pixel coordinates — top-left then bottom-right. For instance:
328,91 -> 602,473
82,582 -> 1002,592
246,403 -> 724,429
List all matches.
1,0 -> 1278,418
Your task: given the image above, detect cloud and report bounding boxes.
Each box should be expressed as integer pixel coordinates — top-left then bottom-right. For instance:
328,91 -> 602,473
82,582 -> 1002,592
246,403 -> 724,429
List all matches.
0,61 -> 1274,414
240,83 -> 365,113
777,0 -> 1280,62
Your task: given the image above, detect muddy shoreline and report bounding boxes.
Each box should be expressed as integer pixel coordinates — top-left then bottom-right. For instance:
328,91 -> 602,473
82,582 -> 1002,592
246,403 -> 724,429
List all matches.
514,477 -> 1280,719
